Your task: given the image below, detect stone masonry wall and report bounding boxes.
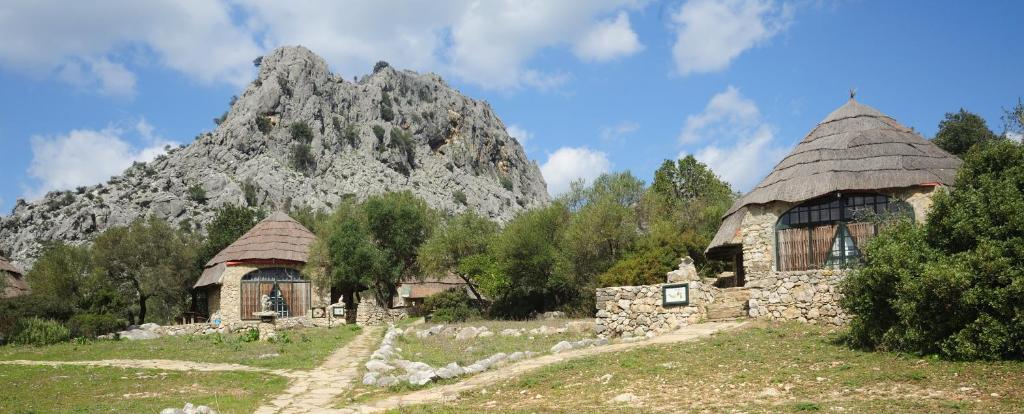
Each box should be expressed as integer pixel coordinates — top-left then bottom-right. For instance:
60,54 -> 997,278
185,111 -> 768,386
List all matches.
215,263 -> 328,326
594,281 -> 715,338
746,269 -> 850,326
355,297 -> 409,326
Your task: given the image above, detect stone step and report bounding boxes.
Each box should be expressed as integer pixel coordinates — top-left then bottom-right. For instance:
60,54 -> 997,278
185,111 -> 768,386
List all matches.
706,304 -> 747,320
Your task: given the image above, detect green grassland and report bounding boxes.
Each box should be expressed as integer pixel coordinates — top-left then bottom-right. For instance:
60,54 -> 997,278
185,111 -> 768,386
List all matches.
0,325 -> 361,370
389,322 -> 1024,413
0,365 -> 286,413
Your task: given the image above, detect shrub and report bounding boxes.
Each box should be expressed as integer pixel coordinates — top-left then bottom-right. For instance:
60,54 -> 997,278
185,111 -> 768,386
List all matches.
380,106 -> 395,122
500,176 -> 514,191
67,313 -> 126,338
187,184 -> 207,204
597,249 -> 673,288
841,140 -> 1024,360
290,122 -> 314,144
453,190 -> 468,206
11,317 -> 70,346
423,289 -> 479,323
239,327 -> 260,343
291,143 -> 315,174
343,124 -> 359,148
389,128 -> 415,165
372,125 -> 386,141
256,116 -> 273,134
373,60 -> 390,73
242,179 -> 259,207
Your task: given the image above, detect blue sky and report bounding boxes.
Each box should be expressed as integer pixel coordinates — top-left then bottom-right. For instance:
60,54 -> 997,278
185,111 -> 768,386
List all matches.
1,0 -> 1021,214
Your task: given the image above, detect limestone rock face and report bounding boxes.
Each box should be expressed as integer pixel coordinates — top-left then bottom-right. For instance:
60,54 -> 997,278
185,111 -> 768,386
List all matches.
0,46 -> 549,268
666,256 -> 699,282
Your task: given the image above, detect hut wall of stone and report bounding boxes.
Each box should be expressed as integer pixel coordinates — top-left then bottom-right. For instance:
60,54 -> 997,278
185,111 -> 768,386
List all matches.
215,263 -> 329,326
731,186 -> 940,325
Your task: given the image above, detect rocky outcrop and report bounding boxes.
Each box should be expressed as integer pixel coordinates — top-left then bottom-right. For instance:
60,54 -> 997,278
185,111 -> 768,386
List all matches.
0,46 -> 549,268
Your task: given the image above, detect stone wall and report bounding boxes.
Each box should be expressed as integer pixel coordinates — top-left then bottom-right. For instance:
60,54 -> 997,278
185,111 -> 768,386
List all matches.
214,263 -> 329,325
594,281 -> 715,338
745,269 -> 850,326
355,297 -> 409,326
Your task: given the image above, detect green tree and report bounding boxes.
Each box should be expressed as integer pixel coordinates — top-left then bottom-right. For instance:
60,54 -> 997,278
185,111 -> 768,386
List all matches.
842,140 -> 1024,360
418,211 -> 498,302
91,217 -> 199,324
199,205 -> 266,266
309,192 -> 436,307
490,203 -> 570,316
932,109 -> 998,156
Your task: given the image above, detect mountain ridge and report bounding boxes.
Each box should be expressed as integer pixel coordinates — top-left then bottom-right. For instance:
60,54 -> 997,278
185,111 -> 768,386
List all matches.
0,45 -> 549,268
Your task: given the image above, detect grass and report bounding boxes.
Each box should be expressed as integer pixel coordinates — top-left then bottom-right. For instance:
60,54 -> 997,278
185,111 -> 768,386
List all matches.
391,322 -> 1024,413
0,325 -> 362,370
0,364 -> 287,413
338,318 -> 594,407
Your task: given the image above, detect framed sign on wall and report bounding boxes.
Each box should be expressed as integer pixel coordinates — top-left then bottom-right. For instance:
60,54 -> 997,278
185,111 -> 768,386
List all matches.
662,283 -> 690,307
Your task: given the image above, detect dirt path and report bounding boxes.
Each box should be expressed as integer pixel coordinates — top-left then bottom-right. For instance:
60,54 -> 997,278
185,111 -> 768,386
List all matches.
0,358 -> 294,376
254,325 -> 384,414
333,321 -> 746,413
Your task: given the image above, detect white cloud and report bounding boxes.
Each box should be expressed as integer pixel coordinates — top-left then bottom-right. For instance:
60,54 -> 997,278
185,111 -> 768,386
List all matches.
0,1 -> 648,93
1009,132 -> 1023,143
25,120 -> 177,199
679,86 -> 788,191
679,86 -> 759,144
573,11 -> 643,62
600,121 -> 640,144
540,147 -> 611,195
506,124 -> 533,146
671,0 -> 793,76
0,1 -> 261,95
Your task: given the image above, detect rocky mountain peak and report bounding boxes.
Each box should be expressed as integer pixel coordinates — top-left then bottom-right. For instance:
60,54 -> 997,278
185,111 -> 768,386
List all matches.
1,46 -> 549,268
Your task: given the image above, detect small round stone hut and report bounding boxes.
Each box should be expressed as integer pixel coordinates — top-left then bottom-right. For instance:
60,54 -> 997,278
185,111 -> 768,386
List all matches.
193,212 -> 326,326
706,97 -> 962,283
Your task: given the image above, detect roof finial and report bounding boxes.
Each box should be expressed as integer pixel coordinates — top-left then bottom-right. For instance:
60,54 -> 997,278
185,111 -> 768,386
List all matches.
849,88 -> 857,101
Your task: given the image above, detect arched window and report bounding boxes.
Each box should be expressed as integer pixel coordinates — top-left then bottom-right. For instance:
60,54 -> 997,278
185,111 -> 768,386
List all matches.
240,267 -> 311,319
776,193 -> 912,271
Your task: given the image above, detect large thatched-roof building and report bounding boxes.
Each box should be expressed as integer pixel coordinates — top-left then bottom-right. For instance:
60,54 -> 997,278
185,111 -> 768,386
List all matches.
706,97 -> 961,282
193,212 -> 328,325
1,257 -> 29,299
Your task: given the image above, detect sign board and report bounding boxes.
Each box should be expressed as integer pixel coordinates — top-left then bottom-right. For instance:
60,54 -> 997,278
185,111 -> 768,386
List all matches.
662,283 -> 690,307
331,306 -> 346,317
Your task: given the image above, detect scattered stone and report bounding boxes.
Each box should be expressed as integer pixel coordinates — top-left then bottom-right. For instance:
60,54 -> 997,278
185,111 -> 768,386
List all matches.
759,387 -> 782,398
610,393 -> 639,404
365,360 -> 394,373
456,327 -> 480,340
598,374 -> 613,384
551,341 -> 574,354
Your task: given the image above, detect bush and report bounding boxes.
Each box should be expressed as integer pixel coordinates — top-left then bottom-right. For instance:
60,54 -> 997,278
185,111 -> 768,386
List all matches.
187,184 -> 207,204
291,143 -> 315,174
423,289 -> 479,323
255,116 -> 273,134
372,125 -> 386,141
597,249 -> 673,287
11,317 -> 70,346
841,140 -> 1024,360
290,122 -> 314,144
500,176 -> 514,191
67,313 -> 126,338
239,327 -> 260,343
453,190 -> 468,206
373,60 -> 390,73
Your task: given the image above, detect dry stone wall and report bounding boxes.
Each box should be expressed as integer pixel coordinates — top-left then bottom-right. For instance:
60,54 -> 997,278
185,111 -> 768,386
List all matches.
594,281 -> 714,338
746,269 -> 850,326
355,298 -> 409,326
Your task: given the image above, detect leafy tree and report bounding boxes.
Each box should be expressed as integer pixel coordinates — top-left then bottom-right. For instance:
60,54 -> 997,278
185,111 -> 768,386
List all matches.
1003,98 -> 1023,139
932,109 -> 998,156
418,211 -> 498,302
489,204 -> 570,316
422,289 -> 479,322
842,140 -> 1024,360
90,217 -> 199,324
309,192 -> 436,307
650,156 -> 733,204
199,205 -> 266,266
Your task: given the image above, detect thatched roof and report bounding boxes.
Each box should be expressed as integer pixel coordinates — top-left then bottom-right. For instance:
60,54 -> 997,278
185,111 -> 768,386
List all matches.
194,212 -> 316,288
706,98 -> 961,257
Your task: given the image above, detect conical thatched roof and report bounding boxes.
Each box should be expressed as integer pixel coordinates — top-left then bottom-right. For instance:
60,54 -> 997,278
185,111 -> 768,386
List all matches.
194,212 -> 316,288
706,98 -> 961,256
